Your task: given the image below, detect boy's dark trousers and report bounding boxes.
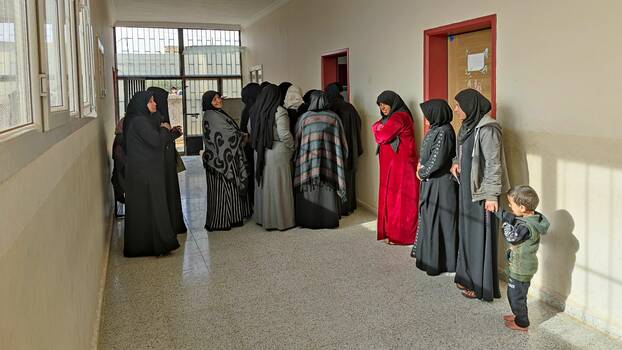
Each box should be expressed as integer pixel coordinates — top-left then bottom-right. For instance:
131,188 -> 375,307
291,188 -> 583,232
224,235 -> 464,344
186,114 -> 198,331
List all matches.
507,277 -> 530,327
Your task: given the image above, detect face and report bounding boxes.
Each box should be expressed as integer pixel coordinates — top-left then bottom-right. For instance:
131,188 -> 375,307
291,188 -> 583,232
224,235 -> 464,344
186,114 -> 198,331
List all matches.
379,102 -> 391,116
212,94 -> 223,109
454,101 -> 466,120
507,195 -> 526,216
147,96 -> 157,113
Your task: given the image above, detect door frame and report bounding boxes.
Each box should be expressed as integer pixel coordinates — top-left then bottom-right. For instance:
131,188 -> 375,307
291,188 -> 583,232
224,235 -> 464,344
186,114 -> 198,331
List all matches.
423,14 -> 497,131
321,48 -> 350,100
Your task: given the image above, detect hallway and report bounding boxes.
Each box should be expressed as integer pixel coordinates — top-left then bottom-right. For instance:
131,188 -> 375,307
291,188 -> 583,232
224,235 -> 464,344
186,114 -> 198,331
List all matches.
98,157 -> 621,349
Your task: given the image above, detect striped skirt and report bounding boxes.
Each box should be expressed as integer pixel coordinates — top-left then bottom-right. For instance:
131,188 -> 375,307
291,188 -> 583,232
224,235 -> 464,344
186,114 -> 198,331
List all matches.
204,170 -> 252,231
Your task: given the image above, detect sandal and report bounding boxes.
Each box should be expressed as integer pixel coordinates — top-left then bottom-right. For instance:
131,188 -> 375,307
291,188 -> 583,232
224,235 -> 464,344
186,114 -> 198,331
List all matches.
503,314 -> 515,322
456,283 -> 466,290
461,289 -> 477,299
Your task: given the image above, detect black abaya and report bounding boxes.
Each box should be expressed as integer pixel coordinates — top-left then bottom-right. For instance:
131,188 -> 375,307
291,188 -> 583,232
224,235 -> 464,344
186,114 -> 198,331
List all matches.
124,100 -> 180,257
148,87 -> 187,234
326,84 -> 363,215
413,124 -> 458,275
454,132 -> 500,300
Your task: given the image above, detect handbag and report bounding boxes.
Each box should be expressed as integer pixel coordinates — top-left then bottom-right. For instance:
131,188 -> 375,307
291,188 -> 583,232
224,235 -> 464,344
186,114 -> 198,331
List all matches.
175,150 -> 186,173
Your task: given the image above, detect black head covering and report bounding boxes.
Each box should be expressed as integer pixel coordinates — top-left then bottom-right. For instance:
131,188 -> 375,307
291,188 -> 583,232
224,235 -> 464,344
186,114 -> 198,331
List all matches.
325,83 -> 343,101
240,83 -> 262,133
455,88 -> 491,144
420,99 -> 453,127
123,90 -> 154,149
250,84 -> 281,185
376,90 -> 412,120
308,91 -> 329,112
259,81 -> 271,90
278,82 -> 292,106
375,90 -> 411,154
202,90 -> 221,111
147,86 -> 169,123
303,89 -> 317,105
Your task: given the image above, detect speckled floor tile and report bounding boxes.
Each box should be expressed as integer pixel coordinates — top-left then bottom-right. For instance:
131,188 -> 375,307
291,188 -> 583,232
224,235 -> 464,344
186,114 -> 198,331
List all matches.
98,157 -> 622,350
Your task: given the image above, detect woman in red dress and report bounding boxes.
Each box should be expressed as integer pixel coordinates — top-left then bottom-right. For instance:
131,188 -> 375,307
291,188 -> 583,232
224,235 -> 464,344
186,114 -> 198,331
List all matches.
372,91 -> 420,245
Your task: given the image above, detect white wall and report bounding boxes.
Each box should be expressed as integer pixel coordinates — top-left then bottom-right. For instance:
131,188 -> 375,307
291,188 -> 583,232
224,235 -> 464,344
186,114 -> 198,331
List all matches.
0,0 -> 117,348
243,0 -> 622,338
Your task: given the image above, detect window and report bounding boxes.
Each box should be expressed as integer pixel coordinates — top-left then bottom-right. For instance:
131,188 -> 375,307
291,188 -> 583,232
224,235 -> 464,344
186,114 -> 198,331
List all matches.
77,0 -> 95,114
63,0 -> 78,113
43,0 -> 68,110
0,0 -> 33,133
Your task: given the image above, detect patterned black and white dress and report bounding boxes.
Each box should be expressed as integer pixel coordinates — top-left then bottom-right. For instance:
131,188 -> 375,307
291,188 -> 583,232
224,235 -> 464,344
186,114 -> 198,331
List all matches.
202,108 -> 252,231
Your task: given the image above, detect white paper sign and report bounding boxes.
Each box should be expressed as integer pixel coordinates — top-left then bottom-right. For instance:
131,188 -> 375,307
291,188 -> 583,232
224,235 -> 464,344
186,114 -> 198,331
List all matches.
467,52 -> 486,71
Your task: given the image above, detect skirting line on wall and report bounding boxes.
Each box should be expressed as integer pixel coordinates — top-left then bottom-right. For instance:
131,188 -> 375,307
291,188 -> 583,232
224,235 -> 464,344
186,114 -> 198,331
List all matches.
90,210 -> 114,350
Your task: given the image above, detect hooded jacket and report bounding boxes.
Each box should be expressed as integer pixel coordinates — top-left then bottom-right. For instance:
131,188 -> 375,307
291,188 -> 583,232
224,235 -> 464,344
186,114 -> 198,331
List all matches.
458,115 -> 510,202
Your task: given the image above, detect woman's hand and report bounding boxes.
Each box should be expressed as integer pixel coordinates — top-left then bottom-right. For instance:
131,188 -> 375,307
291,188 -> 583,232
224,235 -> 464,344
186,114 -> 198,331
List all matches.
416,163 -> 422,181
450,164 -> 460,178
160,122 -> 172,130
485,200 -> 498,212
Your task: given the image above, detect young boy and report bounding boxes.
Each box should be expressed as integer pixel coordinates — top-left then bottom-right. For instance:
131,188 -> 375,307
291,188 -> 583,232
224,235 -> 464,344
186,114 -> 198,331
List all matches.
495,185 -> 550,332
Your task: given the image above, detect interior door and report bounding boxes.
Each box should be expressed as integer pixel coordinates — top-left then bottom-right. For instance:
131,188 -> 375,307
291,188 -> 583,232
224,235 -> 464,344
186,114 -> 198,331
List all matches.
447,29 -> 492,134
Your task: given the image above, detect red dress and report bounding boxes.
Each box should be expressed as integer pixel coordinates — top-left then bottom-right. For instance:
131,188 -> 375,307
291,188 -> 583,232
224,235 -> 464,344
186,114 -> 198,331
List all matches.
372,111 -> 420,245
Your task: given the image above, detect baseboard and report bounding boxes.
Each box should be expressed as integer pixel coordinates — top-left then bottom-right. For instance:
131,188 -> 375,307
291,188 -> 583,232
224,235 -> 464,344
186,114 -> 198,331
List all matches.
90,209 -> 114,350
356,199 -> 377,215
499,267 -> 622,342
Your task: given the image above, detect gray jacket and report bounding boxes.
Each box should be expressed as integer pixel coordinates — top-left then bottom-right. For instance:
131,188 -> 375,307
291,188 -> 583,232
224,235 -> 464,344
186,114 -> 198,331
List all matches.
455,115 -> 510,202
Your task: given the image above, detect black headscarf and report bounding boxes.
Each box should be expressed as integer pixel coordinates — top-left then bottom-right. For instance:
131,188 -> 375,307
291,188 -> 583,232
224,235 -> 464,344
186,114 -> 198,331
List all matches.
250,84 -> 280,185
325,83 -> 342,101
240,83 -> 261,133
376,90 -> 412,121
147,86 -> 169,123
259,81 -> 271,90
375,90 -> 411,154
420,99 -> 453,127
455,88 -> 491,145
299,89 -> 319,115
308,91 -> 330,112
123,91 -> 154,150
202,90 -> 220,112
278,82 -> 292,106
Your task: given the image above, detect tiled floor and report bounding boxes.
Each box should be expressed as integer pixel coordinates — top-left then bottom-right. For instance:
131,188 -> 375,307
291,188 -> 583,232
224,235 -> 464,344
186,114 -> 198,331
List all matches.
99,157 -> 622,349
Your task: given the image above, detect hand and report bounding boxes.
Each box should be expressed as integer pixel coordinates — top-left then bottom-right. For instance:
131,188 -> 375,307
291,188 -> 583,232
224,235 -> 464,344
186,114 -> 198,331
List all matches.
485,200 -> 498,212
160,122 -> 172,130
417,163 -> 422,171
450,164 -> 460,178
416,170 -> 422,181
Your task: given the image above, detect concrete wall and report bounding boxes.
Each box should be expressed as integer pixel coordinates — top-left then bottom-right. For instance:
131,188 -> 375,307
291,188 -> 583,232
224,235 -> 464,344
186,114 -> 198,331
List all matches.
242,0 -> 622,338
0,0 -> 117,348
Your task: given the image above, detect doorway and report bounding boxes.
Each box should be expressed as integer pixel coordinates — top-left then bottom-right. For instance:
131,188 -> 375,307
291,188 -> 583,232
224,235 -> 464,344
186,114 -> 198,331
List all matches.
423,15 -> 496,133
321,49 -> 349,101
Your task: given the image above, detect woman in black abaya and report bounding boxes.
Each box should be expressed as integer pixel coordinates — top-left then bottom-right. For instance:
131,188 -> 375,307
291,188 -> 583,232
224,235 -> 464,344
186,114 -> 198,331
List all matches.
147,86 -> 187,234
412,99 -> 458,276
123,91 -> 180,257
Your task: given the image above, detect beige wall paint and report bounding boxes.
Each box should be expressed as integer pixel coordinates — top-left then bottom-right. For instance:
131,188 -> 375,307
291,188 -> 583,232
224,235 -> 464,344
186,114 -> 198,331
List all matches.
0,0 -> 117,348
243,0 -> 622,338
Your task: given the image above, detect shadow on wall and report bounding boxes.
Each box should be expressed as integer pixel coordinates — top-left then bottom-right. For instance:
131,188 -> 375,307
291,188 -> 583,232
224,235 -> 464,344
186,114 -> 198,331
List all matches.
497,105 -> 622,336
500,107 -> 581,311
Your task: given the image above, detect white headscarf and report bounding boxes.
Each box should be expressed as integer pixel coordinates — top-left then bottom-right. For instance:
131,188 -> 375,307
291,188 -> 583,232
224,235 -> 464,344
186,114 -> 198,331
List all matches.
283,85 -> 304,110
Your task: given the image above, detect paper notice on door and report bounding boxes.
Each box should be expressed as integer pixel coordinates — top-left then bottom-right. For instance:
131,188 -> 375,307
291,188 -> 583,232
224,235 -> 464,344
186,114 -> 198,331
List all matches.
467,52 -> 486,72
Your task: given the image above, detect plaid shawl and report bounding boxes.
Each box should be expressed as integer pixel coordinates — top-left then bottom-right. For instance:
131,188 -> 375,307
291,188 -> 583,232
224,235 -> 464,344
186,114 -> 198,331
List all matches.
294,110 -> 349,202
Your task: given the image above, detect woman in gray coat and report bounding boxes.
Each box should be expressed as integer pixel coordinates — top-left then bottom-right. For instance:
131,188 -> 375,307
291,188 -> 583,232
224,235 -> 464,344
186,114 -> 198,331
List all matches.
250,84 -> 296,230
451,89 -> 509,301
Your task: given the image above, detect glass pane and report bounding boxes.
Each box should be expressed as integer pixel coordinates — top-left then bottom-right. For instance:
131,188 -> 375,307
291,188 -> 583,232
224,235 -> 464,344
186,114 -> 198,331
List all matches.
78,7 -> 88,105
115,27 -> 179,76
183,29 -> 241,76
45,0 -> 64,108
0,0 -> 32,132
185,79 -> 218,136
222,78 -> 241,98
64,0 -> 77,113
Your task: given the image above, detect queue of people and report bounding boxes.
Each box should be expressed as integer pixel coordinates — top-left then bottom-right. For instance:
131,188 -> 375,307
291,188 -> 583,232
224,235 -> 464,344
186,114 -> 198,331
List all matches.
113,83 -> 549,332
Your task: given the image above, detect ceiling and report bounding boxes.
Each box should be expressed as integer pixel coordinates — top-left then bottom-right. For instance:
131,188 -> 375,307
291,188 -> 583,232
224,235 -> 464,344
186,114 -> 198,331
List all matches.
112,0 -> 290,28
